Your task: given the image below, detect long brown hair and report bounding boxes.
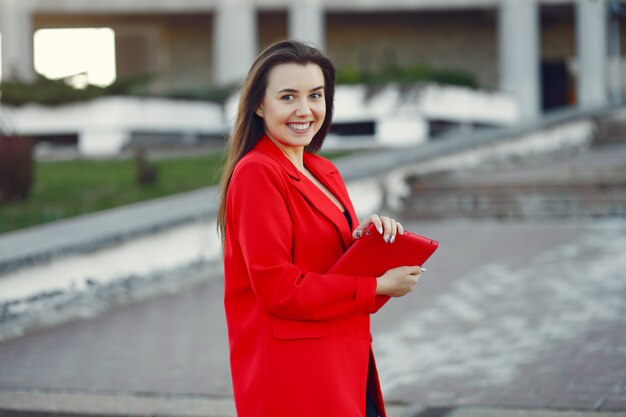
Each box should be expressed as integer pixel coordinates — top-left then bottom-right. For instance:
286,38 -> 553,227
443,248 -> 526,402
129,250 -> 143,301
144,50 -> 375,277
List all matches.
217,40 -> 336,241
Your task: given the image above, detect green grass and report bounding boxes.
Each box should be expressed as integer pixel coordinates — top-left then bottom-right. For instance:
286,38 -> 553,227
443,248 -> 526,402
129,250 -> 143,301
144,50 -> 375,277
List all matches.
0,149 -> 354,234
0,153 -> 225,234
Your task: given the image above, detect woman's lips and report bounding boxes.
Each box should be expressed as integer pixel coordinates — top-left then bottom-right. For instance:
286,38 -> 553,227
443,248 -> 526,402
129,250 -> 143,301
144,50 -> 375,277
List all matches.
287,122 -> 312,133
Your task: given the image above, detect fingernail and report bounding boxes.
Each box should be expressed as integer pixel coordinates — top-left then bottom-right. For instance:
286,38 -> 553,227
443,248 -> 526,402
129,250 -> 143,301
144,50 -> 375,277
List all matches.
355,230 -> 362,238
420,267 -> 427,272
384,234 -> 390,243
377,226 -> 383,234
390,235 -> 396,243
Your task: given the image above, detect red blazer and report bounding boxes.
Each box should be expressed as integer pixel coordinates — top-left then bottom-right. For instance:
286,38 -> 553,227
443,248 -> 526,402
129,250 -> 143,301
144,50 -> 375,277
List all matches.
224,136 -> 388,417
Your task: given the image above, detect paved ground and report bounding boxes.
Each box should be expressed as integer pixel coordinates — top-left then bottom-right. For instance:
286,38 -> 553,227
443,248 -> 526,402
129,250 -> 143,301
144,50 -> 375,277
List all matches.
0,218 -> 625,416
2,139 -> 626,416
374,219 -> 626,412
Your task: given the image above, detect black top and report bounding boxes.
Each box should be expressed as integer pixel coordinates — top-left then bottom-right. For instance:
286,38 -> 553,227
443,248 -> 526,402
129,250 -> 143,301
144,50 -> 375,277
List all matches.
343,210 -> 353,231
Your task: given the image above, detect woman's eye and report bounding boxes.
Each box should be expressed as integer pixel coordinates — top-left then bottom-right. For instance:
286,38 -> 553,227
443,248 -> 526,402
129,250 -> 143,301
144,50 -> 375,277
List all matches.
281,95 -> 295,101
311,92 -> 323,99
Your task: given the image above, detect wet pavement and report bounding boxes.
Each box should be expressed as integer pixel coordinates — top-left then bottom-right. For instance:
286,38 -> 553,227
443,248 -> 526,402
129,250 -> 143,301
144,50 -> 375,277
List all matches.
1,218 -> 625,416
374,219 -> 626,412
2,136 -> 626,416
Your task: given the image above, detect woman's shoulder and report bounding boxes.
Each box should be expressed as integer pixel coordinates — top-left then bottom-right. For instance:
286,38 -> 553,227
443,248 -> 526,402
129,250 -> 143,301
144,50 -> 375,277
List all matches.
305,152 -> 340,175
232,149 -> 284,182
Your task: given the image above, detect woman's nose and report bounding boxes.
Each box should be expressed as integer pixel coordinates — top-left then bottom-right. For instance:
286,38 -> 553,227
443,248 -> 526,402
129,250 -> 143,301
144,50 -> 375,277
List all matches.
295,99 -> 312,116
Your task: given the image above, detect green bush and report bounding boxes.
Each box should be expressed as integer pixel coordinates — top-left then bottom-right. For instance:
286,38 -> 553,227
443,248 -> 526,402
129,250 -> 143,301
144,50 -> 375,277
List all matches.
101,73 -> 154,96
336,63 -> 479,89
0,75 -> 104,106
162,83 -> 238,103
0,73 -> 154,106
0,73 -> 236,106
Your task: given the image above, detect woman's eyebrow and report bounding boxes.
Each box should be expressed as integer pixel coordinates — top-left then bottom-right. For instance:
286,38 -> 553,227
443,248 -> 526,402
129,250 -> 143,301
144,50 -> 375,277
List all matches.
276,85 -> 324,94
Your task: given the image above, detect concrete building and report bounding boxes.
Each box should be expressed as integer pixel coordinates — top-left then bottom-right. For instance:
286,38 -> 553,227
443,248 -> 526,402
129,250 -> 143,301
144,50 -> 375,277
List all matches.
0,0 -> 622,121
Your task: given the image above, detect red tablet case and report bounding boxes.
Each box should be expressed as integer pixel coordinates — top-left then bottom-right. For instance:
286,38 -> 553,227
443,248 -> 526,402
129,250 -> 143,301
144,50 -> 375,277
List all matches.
329,224 -> 438,312
329,224 -> 439,277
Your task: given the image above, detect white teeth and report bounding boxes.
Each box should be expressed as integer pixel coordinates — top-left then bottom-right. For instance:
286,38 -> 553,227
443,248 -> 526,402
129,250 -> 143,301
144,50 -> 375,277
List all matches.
289,122 -> 310,131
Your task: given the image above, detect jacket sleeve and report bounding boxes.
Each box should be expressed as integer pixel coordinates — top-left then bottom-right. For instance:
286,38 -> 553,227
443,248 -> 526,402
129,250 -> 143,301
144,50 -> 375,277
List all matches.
228,159 -> 377,321
373,295 -> 390,313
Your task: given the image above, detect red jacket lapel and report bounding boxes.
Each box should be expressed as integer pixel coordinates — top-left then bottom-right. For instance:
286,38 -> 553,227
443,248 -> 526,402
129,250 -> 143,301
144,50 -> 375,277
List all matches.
254,136 -> 354,250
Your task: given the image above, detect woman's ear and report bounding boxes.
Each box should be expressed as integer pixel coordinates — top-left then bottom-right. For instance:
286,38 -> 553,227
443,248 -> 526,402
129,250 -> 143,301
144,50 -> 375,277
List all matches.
255,105 -> 264,118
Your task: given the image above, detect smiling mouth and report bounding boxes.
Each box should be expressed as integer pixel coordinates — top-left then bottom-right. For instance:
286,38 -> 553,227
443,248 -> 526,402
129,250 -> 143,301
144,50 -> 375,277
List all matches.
287,122 -> 312,132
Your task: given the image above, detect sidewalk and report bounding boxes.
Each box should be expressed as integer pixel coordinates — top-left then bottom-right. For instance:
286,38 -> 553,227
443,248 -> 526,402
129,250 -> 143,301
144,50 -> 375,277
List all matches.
1,389 -> 624,417
1,219 -> 625,416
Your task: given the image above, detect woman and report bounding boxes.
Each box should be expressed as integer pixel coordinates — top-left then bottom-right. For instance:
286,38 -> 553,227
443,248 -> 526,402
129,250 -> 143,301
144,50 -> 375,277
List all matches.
218,40 -> 423,417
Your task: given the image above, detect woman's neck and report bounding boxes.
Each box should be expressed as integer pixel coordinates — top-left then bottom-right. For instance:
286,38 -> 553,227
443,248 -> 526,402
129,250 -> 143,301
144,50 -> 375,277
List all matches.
267,135 -> 305,171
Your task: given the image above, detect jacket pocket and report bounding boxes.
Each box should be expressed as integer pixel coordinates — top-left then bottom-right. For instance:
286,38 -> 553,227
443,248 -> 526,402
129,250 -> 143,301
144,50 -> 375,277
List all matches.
271,317 -> 330,340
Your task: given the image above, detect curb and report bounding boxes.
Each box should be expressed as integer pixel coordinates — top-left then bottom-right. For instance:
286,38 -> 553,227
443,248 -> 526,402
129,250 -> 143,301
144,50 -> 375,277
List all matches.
0,389 -> 236,417
0,187 -> 217,275
0,389 -> 624,417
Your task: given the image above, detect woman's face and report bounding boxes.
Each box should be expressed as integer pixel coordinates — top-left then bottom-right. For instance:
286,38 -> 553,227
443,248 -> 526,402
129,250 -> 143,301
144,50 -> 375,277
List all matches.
256,62 -> 326,150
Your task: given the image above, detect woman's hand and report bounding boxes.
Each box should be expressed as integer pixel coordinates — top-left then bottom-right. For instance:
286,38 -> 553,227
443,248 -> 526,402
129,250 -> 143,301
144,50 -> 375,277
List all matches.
352,214 -> 405,244
375,266 -> 423,297
352,214 -> 423,297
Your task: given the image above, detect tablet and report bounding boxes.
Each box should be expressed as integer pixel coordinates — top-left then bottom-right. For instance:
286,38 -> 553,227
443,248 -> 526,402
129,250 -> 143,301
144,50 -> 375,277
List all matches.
329,223 -> 439,277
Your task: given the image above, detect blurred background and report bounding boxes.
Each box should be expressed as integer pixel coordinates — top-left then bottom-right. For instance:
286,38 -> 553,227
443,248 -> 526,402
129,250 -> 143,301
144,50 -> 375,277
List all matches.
1,0 -> 626,416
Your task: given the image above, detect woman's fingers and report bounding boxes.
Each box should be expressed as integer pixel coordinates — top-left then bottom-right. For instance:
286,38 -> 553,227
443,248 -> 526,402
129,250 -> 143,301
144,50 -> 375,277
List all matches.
401,265 -> 422,276
377,265 -> 425,297
352,214 -> 383,239
381,216 -> 392,243
380,216 -> 401,243
370,214 -> 383,234
353,214 -> 407,243
389,218 -> 397,243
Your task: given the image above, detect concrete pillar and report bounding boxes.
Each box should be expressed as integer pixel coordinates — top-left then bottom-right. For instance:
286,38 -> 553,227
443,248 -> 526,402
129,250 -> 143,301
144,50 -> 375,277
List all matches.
608,1 -> 622,106
577,0 -> 609,108
0,0 -> 35,82
288,0 -> 325,51
499,0 -> 540,121
213,1 -> 257,86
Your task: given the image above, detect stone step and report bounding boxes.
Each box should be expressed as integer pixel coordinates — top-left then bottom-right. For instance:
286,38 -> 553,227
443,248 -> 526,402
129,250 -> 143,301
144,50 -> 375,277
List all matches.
403,181 -> 626,220
594,118 -> 626,145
